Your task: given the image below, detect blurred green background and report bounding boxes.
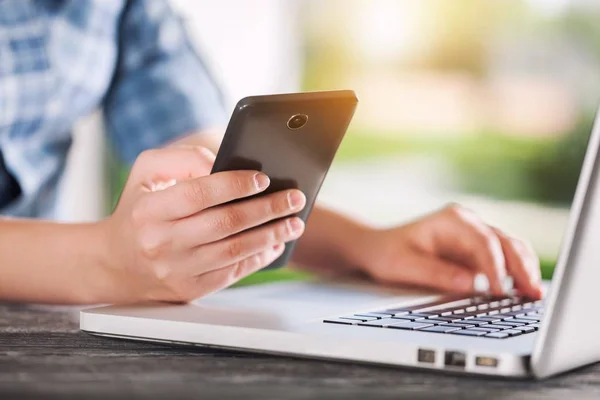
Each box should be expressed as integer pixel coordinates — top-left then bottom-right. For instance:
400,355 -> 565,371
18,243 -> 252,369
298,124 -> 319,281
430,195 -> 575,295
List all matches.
111,0 -> 600,287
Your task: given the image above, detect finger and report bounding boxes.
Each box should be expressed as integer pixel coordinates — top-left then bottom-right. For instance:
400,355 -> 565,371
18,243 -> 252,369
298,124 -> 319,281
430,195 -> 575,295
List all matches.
433,206 -> 508,296
130,146 -> 216,185
186,217 -> 305,275
148,170 -> 271,220
370,253 -> 477,294
172,189 -> 306,249
190,244 -> 286,299
492,228 -> 543,299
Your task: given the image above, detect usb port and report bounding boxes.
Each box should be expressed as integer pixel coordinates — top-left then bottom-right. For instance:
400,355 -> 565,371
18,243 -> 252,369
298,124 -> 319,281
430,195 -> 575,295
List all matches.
444,351 -> 466,369
417,349 -> 436,364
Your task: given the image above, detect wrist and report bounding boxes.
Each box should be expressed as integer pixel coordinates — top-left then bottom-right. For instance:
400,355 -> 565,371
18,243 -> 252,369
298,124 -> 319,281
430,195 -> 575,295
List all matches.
75,219 -> 124,304
334,220 -> 380,273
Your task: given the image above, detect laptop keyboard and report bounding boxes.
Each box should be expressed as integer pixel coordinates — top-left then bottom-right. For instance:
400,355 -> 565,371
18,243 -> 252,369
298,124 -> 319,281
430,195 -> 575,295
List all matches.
323,296 -> 543,339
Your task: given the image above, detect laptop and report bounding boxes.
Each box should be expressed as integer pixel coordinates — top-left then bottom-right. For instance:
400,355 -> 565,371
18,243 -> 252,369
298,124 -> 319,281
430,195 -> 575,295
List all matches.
80,109 -> 600,379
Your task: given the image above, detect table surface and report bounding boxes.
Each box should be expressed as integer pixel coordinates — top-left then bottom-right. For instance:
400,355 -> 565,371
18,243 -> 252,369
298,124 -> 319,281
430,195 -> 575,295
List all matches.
1,303 -> 599,400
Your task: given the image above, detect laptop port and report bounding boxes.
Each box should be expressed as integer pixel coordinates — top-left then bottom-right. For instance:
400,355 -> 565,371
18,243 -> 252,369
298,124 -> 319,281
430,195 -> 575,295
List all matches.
417,348 -> 436,364
444,351 -> 466,369
475,356 -> 499,368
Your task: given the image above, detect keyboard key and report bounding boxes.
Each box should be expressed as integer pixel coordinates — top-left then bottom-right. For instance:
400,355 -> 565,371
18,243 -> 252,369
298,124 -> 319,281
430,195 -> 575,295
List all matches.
494,321 -> 526,328
410,312 -> 439,318
503,310 -> 528,317
510,318 -> 538,324
392,315 -> 426,321
382,308 -> 411,315
468,327 -> 501,333
451,322 -> 476,328
477,316 -> 502,323
501,329 -> 524,337
324,318 -> 356,325
388,321 -> 434,330
464,319 -> 491,325
439,324 -> 468,329
340,316 -> 378,322
424,318 -> 450,325
529,323 -> 541,330
514,326 -> 536,334
481,324 -> 511,330
357,318 -> 398,327
354,313 -> 388,319
370,311 -> 396,316
450,329 -> 487,337
437,306 -> 467,316
516,316 -> 540,323
420,325 -> 463,333
427,316 -> 463,323
485,332 -> 510,339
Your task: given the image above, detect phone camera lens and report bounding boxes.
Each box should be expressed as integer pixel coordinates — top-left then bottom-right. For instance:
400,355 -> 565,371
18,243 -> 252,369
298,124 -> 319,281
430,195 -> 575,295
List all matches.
287,114 -> 308,130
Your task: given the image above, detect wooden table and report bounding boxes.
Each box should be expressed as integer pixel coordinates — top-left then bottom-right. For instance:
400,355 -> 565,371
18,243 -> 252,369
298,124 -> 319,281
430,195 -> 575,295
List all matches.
1,303 -> 599,399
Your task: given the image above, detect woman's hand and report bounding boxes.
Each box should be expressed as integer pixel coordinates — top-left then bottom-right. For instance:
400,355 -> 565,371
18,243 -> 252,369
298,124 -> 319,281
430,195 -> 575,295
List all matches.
351,205 -> 543,299
99,146 -> 307,303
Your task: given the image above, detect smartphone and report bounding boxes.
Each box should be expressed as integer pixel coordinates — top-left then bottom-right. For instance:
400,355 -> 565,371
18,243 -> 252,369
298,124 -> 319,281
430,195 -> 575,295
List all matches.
211,90 -> 358,269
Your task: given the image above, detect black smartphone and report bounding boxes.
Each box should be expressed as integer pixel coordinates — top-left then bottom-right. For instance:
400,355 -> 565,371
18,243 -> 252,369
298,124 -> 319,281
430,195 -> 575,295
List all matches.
211,90 -> 358,269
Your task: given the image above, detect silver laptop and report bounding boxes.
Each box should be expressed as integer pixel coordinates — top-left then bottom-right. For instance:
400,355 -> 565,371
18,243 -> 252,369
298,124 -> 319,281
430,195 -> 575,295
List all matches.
80,109 -> 600,379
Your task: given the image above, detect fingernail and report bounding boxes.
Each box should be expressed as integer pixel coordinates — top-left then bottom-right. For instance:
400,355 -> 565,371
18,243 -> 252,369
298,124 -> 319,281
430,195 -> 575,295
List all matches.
254,173 -> 270,190
473,273 -> 490,293
502,276 -> 514,294
287,190 -> 306,210
287,217 -> 304,235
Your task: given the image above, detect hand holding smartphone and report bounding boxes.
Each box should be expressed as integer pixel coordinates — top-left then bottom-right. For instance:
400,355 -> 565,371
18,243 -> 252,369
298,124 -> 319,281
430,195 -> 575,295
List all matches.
211,90 -> 358,269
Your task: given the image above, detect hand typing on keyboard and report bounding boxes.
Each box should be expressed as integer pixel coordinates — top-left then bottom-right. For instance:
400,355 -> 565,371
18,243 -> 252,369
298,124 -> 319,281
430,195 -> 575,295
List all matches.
339,205 -> 542,299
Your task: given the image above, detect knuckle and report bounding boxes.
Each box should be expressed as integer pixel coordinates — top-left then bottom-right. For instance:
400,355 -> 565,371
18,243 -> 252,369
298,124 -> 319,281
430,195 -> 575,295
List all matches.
225,239 -> 244,260
273,193 -> 290,214
230,174 -> 250,196
216,207 -> 247,232
269,223 -> 286,243
231,261 -> 249,281
476,229 -> 498,250
184,180 -> 209,208
137,228 -> 169,261
512,237 -> 535,257
151,263 -> 174,281
445,203 -> 465,217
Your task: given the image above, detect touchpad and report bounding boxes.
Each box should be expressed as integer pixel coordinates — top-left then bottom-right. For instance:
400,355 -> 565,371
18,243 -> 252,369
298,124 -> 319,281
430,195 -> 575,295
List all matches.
197,280 -> 439,320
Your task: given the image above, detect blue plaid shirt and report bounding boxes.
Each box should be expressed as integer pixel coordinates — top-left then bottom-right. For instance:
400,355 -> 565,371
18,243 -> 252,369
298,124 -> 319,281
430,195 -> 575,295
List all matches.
0,0 -> 226,218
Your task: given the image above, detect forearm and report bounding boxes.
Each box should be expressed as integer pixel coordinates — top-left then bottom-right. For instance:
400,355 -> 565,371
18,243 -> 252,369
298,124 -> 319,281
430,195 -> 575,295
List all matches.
0,219 -> 110,304
292,205 -> 374,274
